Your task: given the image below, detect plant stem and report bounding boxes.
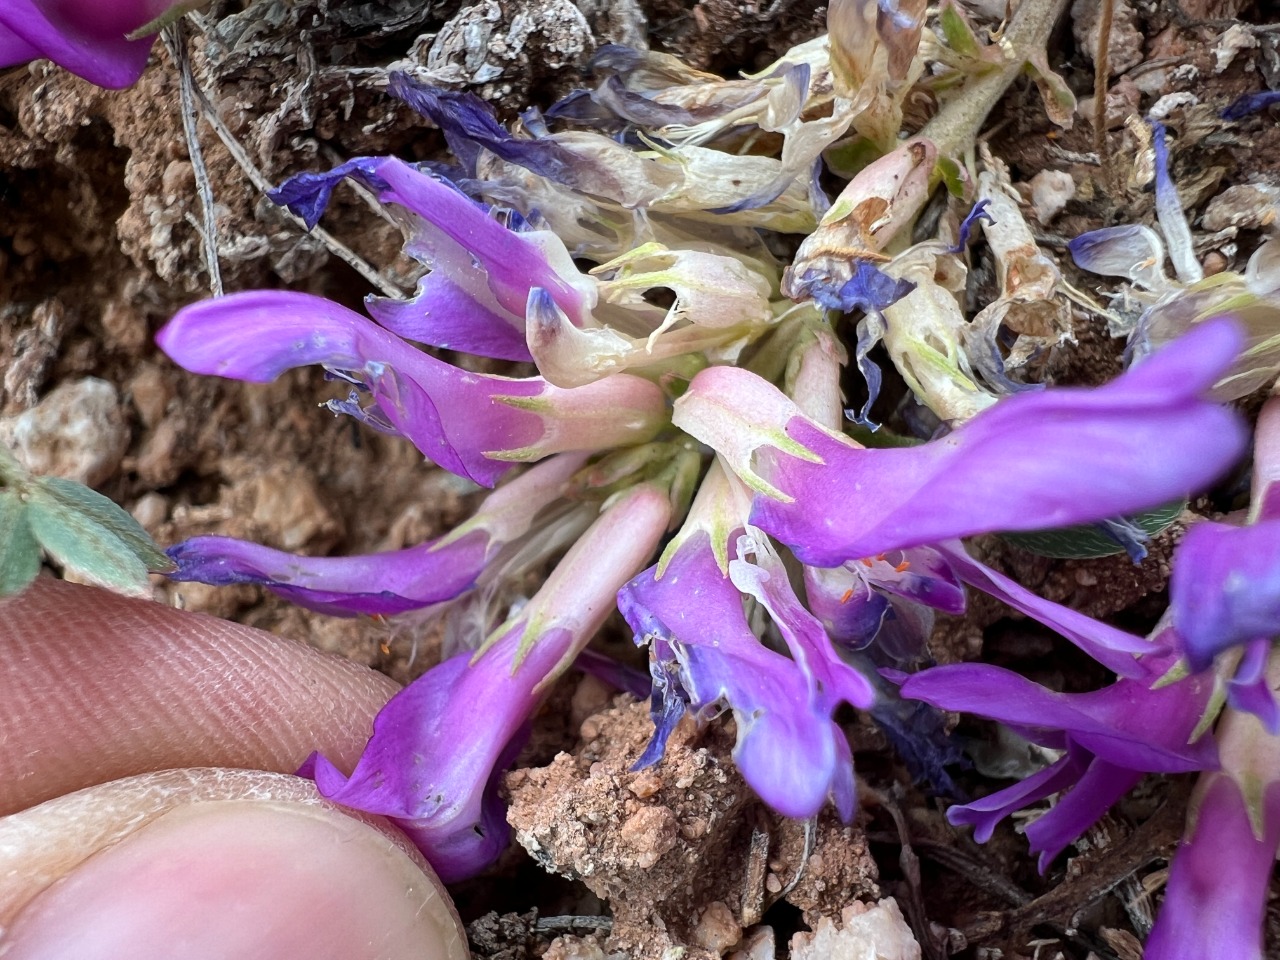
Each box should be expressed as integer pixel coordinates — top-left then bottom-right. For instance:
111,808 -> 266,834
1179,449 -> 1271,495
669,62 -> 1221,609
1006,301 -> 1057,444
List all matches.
920,0 -> 1072,160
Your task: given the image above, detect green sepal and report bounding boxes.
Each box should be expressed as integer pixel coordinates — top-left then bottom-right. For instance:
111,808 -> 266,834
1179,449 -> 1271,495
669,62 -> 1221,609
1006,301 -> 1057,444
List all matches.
999,500 -> 1185,560
125,0 -> 208,40
0,491 -> 40,596
939,2 -> 984,59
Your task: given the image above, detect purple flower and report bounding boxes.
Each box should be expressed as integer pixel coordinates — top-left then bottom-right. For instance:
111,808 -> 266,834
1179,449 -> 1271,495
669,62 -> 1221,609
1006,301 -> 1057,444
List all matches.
166,453 -> 589,617
899,649 -> 1218,871
675,318 -> 1246,566
1167,395 -> 1280,728
1222,90 -> 1280,121
156,290 -> 667,488
804,546 -> 963,658
619,526 -> 868,820
304,482 -> 671,881
1144,775 -> 1280,960
0,0 -> 185,88
1172,519 -> 1280,672
270,155 -> 592,362
1146,652 -> 1280,960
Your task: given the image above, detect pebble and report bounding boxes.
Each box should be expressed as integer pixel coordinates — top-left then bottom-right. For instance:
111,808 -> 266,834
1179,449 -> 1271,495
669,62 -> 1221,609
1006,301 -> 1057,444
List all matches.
0,377 -> 129,487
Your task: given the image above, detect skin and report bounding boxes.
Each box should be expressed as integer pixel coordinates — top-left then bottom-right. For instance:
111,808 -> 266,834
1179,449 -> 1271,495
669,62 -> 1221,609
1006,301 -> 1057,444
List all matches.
0,577 -> 470,960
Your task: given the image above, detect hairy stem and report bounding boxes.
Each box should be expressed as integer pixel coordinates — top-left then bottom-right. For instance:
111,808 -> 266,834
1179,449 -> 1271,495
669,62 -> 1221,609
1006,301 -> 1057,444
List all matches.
920,0 -> 1072,159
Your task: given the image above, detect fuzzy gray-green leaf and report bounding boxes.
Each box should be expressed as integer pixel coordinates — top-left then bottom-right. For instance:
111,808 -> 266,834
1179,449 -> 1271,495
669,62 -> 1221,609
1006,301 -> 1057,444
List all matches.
0,492 -> 40,596
25,487 -> 153,597
1000,501 -> 1186,560
34,476 -> 175,573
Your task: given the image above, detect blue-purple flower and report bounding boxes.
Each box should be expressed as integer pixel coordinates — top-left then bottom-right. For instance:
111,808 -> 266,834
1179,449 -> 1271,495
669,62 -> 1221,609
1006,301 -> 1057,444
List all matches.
1167,394 -> 1280,730
150,34 -> 1262,900
166,453 -> 590,617
676,318 -> 1246,566
1145,649 -> 1280,960
157,290 -> 667,488
303,482 -> 671,881
899,646 -> 1218,871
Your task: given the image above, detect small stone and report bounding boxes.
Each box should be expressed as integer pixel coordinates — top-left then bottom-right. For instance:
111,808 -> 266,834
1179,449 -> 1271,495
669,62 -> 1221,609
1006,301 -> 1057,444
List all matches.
691,901 -> 742,955
1027,170 -> 1076,224
728,926 -> 776,960
571,674 -> 614,730
618,805 -> 678,869
627,768 -> 663,800
1202,183 -> 1280,233
131,492 -> 168,530
245,465 -> 340,551
543,935 -> 609,960
0,377 -> 129,487
1074,568 -> 1099,587
789,898 -> 921,960
1203,250 -> 1230,276
127,364 -> 173,429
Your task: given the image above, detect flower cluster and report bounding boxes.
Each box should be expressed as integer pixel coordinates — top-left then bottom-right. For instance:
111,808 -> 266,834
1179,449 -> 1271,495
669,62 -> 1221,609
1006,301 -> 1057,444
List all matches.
148,3 -> 1276,957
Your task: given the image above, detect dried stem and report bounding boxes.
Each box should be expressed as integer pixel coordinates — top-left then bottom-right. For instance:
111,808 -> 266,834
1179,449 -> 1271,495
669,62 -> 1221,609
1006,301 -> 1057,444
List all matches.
1094,0 -> 1115,194
163,22 -> 223,297
920,0 -> 1072,160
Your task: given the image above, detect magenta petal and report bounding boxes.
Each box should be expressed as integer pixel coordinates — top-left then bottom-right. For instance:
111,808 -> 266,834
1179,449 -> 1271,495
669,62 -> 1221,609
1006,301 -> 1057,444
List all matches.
1144,778 -> 1280,960
1172,518 -> 1280,671
310,622 -> 572,881
947,750 -> 1089,843
618,532 -> 856,819
933,540 -> 1153,677
156,290 -> 542,486
900,662 -> 1216,772
730,536 -> 876,713
365,279 -> 532,362
0,23 -> 41,66
1023,759 -> 1141,871
373,158 -> 589,324
751,319 -> 1246,564
270,155 -> 593,360
166,531 -> 490,617
877,547 -> 966,615
0,0 -> 154,88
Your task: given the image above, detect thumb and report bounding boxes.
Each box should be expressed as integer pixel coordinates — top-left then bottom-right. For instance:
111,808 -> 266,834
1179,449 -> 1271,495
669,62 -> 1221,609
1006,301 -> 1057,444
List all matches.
0,770 -> 467,960
1,577 -> 398,815
0,579 -> 469,959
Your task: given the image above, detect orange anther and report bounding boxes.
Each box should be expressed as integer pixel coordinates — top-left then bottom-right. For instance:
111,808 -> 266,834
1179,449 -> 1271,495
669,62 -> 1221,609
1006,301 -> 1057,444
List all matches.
840,588 -> 855,604
379,642 -> 391,656
895,560 -> 911,573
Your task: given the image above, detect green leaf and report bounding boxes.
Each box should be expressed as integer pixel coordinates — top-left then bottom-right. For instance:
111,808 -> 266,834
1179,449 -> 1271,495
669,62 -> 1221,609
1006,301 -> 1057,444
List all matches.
34,477 -> 175,573
935,156 -> 967,198
0,492 -> 40,596
25,486 -> 154,597
1000,500 -> 1186,559
940,1 -> 983,59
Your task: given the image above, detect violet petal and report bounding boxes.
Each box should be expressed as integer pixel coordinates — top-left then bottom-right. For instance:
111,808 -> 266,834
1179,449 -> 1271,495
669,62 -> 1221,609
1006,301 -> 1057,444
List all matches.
750,319 -> 1246,565
0,0 -> 154,88
1172,518 -> 1280,671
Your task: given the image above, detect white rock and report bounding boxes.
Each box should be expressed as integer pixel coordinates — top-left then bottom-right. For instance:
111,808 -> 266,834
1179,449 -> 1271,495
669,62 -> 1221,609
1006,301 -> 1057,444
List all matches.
1028,170 -> 1076,224
0,377 -> 129,487
789,898 -> 922,960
